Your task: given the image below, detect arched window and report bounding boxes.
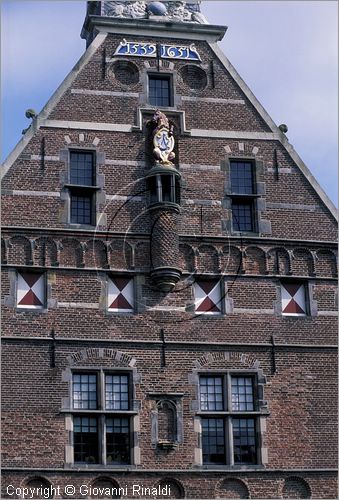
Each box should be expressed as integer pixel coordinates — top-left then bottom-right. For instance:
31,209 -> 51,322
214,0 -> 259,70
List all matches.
25,478 -> 53,499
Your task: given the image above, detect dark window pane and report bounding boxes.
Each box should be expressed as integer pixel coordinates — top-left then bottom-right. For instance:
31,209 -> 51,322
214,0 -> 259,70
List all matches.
231,376 -> 254,411
233,418 -> 257,464
73,373 -> 97,409
232,201 -> 254,232
230,161 -> 254,194
148,176 -> 157,204
105,374 -> 129,410
149,76 -> 171,107
162,175 -> 173,202
70,152 -> 94,186
74,416 -> 99,463
202,418 -> 226,464
200,376 -> 224,411
106,417 -> 130,464
71,195 -> 92,224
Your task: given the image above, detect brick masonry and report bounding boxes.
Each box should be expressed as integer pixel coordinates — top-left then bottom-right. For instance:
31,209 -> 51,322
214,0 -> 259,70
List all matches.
1,4 -> 337,499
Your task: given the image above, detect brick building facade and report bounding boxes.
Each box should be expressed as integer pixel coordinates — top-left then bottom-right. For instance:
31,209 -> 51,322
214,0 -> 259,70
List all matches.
1,1 -> 338,499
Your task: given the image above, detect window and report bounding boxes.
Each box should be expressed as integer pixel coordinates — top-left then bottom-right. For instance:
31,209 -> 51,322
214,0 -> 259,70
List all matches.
16,271 -> 45,309
148,174 -> 180,206
230,160 -> 256,232
108,276 -> 134,313
149,75 -> 172,107
232,202 -> 254,232
200,374 -> 259,465
194,280 -> 222,315
67,151 -> 97,225
72,372 -> 132,465
281,282 -> 307,316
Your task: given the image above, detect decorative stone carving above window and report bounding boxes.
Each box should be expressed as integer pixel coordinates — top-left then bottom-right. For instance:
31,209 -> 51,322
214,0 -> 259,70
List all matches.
149,394 -> 183,450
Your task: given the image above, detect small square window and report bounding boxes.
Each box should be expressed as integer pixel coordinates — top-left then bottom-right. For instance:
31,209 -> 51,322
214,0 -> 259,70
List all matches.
231,376 -> 254,411
73,373 -> 97,409
108,276 -> 134,313
281,282 -> 307,316
149,75 -> 172,107
194,280 -> 222,315
16,271 -> 45,309
105,374 -> 129,410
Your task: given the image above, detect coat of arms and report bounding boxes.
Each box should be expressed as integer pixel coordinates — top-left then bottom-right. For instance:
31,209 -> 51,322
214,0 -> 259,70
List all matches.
150,110 -> 175,165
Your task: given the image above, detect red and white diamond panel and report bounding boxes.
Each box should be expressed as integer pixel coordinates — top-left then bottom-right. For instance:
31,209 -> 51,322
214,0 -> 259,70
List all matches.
108,277 -> 134,313
17,272 -> 45,309
194,280 -> 221,315
281,283 -> 306,316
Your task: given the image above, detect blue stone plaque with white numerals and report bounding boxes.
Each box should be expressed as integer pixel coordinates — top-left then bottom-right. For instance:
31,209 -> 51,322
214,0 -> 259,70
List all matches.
114,39 -> 201,61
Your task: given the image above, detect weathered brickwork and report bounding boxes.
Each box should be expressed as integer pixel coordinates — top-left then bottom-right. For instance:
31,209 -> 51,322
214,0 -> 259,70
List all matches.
1,3 -> 337,499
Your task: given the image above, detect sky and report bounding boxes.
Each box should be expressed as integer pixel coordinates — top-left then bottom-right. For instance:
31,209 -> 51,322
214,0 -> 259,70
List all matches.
1,0 -> 338,206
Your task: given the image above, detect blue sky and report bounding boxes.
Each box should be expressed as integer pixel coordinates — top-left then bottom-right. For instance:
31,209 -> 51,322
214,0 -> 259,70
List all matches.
1,0 -> 338,206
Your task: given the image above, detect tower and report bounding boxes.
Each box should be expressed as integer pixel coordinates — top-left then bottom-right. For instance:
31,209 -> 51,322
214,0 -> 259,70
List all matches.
1,1 -> 337,499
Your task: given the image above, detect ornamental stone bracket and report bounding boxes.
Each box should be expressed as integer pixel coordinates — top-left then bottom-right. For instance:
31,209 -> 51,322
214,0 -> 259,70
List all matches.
133,107 -> 190,136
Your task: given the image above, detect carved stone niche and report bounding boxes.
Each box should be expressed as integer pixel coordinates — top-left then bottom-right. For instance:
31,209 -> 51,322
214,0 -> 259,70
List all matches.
149,394 -> 183,451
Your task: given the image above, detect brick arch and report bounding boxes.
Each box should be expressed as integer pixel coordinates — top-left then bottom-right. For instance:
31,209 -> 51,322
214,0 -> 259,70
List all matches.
179,243 -> 195,272
109,240 -> 133,270
216,478 -> 250,499
63,132 -> 100,147
244,245 -> 267,275
220,245 -> 243,274
33,237 -> 59,267
85,239 -> 109,269
267,247 -> 292,275
8,235 -> 33,265
59,238 -> 84,268
292,248 -> 315,276
21,476 -> 53,498
193,351 -> 261,370
66,348 -> 137,368
153,478 -> 185,499
281,476 -> 311,499
89,477 -> 122,499
196,244 -> 219,273
315,249 -> 337,277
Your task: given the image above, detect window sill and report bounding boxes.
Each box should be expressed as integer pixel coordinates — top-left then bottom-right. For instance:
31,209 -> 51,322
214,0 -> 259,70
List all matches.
64,184 -> 101,191
194,313 -> 225,319
60,409 -> 138,415
68,464 -> 136,470
15,307 -> 48,314
229,193 -> 261,198
106,310 -> 135,316
231,231 -> 260,237
282,314 -> 308,319
199,464 -> 265,471
67,223 -> 96,230
197,411 -> 268,416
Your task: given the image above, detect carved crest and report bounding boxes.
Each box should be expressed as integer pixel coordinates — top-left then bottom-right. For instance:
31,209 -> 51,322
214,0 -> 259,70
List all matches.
150,110 -> 175,165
